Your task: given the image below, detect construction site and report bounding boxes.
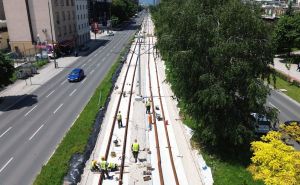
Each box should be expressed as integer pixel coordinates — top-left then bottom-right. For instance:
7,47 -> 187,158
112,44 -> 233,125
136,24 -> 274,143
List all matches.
78,15 -> 213,185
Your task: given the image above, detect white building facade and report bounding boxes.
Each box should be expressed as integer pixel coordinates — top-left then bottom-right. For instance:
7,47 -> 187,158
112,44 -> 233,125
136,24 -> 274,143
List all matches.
75,0 -> 89,46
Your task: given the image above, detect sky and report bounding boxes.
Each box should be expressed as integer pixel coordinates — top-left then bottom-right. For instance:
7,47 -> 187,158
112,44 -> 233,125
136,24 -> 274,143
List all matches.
140,0 -> 154,5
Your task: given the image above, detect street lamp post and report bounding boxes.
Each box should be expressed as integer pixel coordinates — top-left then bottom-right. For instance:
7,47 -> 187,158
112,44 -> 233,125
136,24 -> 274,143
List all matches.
48,0 -> 57,68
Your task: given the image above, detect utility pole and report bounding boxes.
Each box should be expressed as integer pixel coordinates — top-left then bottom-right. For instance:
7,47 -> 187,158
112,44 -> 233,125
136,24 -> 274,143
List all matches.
138,33 -> 142,97
48,0 -> 57,68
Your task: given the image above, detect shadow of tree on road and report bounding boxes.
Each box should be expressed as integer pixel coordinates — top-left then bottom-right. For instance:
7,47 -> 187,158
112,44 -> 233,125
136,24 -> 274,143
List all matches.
0,94 -> 38,112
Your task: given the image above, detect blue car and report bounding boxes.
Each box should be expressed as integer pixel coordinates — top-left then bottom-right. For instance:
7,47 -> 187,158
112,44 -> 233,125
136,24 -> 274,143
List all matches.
68,68 -> 84,82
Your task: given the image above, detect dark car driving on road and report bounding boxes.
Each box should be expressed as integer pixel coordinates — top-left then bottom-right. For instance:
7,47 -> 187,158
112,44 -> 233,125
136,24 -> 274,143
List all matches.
68,68 -> 84,82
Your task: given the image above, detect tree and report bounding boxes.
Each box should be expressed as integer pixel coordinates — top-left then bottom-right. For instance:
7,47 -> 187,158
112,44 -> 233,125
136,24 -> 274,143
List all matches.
152,0 -> 273,153
248,131 -> 300,185
111,0 -> 137,22
0,52 -> 14,87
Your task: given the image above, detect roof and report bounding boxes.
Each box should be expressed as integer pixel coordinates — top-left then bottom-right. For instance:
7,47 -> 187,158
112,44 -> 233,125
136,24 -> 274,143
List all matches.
72,68 -> 82,72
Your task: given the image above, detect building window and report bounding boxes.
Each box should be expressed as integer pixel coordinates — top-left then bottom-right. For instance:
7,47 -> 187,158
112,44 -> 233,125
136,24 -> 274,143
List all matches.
71,0 -> 74,6
78,25 -> 80,30
72,11 -> 75,20
81,14 -> 82,20
56,12 -> 60,24
61,0 -> 64,6
62,11 -> 65,21
64,25 -> 67,35
55,0 -> 58,6
69,24 -> 72,33
80,5 -> 81,10
66,0 -> 69,6
68,11 -> 70,20
77,15 -> 79,20
73,24 -> 76,32
77,5 -> 79,10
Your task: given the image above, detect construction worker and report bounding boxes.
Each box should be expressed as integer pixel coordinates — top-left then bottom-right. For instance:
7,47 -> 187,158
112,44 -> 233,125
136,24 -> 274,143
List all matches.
131,139 -> 140,163
108,162 -> 118,172
91,160 -> 100,172
146,99 -> 151,114
100,156 -> 110,179
148,114 -> 152,131
117,111 -> 122,128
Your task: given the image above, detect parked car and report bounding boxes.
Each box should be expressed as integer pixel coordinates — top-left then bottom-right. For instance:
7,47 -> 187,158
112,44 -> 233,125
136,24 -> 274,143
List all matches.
67,68 -> 84,82
250,113 -> 273,134
108,31 -> 114,36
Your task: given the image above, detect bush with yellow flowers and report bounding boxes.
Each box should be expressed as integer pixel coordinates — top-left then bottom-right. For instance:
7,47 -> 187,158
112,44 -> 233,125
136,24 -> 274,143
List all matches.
248,131 -> 300,185
280,122 -> 300,143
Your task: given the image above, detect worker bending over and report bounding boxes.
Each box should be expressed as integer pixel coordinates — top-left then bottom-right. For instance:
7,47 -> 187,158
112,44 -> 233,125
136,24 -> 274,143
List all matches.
100,156 -> 110,179
91,160 -> 101,172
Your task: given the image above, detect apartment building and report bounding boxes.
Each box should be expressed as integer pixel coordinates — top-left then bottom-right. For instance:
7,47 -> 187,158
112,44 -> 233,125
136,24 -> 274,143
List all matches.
3,0 -> 87,54
75,0 -> 89,46
88,0 -> 111,25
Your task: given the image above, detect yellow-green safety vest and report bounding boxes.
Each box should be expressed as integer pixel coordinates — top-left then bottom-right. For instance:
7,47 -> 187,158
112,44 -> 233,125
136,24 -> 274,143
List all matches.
108,162 -> 116,169
117,113 -> 122,120
100,161 -> 107,170
146,101 -> 151,107
132,142 -> 139,152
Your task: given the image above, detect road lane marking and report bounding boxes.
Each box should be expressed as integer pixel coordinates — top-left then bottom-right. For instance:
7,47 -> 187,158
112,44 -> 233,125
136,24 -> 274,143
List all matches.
82,63 -> 87,67
269,102 -> 280,112
96,63 -> 100,67
24,105 -> 38,117
88,58 -> 92,62
0,157 -> 13,173
46,90 -> 55,98
29,124 -> 44,141
60,81 -> 67,86
69,89 -> 77,96
81,78 -> 87,84
102,57 -> 106,61
90,69 -> 95,74
0,127 -> 12,138
94,53 -> 98,57
110,49 -> 113,52
106,53 -> 110,57
53,104 -> 63,114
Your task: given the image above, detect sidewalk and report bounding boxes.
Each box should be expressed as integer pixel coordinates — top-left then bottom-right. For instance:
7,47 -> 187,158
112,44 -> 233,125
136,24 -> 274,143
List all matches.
273,57 -> 300,82
0,31 -> 111,113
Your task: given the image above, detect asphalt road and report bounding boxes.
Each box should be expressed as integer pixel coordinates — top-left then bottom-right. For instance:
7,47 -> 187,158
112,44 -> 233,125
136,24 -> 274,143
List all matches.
267,89 -> 300,150
0,14 -> 145,185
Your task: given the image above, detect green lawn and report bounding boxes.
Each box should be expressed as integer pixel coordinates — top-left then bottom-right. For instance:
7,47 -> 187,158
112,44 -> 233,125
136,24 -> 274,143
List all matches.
202,152 -> 263,185
270,76 -> 300,103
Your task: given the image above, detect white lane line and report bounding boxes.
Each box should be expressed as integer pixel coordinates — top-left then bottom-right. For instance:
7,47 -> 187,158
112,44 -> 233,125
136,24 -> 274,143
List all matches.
53,104 -> 63,114
90,69 -> 95,74
269,102 -> 280,111
46,90 -> 55,98
102,57 -> 106,61
24,105 -> 38,117
29,124 -> 44,141
81,78 -> 87,84
110,49 -> 113,52
60,81 -> 67,86
88,59 -> 92,62
106,53 -> 109,57
82,63 -> 87,67
69,89 -> 77,96
96,63 -> 100,67
113,46 -> 116,49
0,127 -> 12,138
94,53 -> 98,57
0,157 -> 13,173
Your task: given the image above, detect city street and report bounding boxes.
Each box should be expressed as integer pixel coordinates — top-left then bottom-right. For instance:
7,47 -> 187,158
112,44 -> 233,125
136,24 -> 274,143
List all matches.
0,16 -> 144,185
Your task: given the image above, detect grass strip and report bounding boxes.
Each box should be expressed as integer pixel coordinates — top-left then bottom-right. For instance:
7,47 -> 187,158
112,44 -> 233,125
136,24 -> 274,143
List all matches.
202,152 -> 263,185
270,75 -> 300,103
33,41 -> 132,185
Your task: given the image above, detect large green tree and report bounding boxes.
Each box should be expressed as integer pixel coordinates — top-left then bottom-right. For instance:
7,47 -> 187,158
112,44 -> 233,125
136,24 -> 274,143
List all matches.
152,0 -> 273,153
0,52 -> 14,87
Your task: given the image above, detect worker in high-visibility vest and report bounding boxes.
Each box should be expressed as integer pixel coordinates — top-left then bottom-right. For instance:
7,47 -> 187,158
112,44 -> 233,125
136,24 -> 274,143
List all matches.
131,139 -> 140,163
91,160 -> 100,172
146,99 -> 151,114
100,156 -> 110,179
108,162 -> 118,171
117,111 -> 122,128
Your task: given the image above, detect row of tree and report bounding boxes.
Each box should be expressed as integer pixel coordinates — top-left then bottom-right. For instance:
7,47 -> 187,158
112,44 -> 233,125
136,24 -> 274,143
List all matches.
151,0 -> 273,154
0,52 -> 14,88
111,0 -> 138,22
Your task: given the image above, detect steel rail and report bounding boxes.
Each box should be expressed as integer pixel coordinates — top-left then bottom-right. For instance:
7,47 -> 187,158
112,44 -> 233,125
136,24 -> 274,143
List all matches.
118,35 -> 139,185
151,34 -> 180,185
147,16 -> 165,185
98,39 -> 139,185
